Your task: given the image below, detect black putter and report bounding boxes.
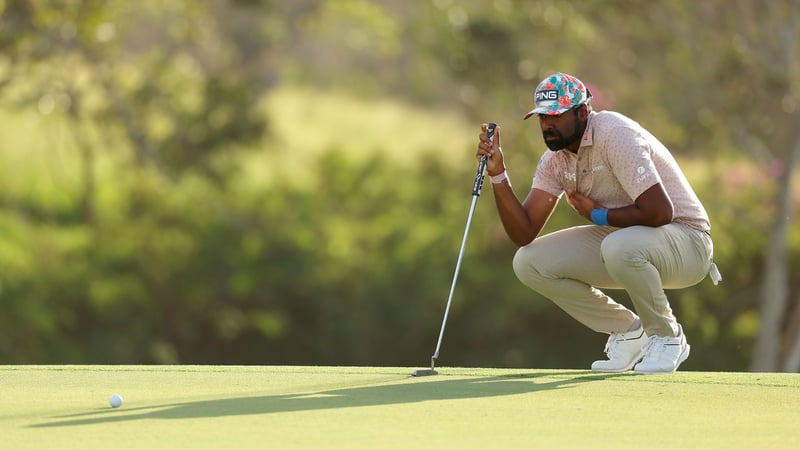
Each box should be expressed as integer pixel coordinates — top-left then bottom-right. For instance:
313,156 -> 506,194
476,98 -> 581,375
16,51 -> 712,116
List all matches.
412,123 -> 496,377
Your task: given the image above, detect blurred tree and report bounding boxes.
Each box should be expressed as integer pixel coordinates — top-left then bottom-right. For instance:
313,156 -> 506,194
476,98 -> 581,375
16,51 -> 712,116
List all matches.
0,0 -> 270,213
0,0 -> 276,362
715,0 -> 800,372
0,0 -> 798,372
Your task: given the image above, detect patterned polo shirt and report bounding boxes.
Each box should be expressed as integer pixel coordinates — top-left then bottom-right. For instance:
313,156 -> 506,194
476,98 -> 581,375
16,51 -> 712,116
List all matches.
531,110 -> 710,231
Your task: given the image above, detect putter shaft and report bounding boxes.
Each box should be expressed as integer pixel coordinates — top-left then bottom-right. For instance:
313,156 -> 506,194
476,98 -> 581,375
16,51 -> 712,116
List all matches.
414,123 -> 495,378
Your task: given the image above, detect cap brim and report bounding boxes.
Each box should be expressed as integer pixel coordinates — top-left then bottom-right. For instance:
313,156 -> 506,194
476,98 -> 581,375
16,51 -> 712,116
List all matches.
523,108 -> 569,120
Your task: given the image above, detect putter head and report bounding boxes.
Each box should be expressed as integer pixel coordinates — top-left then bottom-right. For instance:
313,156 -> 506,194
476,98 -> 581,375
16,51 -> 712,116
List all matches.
412,356 -> 439,377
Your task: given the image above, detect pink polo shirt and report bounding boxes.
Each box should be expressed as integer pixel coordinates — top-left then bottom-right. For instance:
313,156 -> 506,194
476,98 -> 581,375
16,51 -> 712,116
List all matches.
531,111 -> 710,231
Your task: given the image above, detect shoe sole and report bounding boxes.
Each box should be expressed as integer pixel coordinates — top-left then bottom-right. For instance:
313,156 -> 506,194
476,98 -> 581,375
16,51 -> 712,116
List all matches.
634,344 -> 691,375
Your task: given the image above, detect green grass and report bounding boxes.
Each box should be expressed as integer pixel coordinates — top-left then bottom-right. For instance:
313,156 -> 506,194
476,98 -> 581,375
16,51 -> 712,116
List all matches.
2,366 -> 799,449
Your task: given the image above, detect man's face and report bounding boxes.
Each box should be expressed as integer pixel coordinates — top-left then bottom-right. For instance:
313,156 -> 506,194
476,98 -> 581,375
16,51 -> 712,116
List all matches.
538,106 -> 587,152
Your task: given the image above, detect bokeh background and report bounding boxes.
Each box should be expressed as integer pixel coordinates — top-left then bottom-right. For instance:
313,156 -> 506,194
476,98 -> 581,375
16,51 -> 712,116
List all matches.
1,0 -> 798,372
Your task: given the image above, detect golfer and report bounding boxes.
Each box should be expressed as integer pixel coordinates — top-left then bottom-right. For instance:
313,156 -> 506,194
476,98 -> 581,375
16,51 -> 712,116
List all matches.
476,72 -> 720,374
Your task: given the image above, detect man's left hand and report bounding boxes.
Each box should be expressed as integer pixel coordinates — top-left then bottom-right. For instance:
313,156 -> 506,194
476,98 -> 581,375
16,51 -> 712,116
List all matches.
565,190 -> 598,221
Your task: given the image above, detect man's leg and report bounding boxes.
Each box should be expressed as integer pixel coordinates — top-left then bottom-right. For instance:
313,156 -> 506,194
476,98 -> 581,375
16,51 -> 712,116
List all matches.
599,223 -> 713,374
599,224 -> 712,337
512,225 -> 637,333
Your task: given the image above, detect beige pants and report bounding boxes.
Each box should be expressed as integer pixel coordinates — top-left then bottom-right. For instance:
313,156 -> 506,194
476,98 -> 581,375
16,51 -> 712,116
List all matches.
512,223 -> 713,337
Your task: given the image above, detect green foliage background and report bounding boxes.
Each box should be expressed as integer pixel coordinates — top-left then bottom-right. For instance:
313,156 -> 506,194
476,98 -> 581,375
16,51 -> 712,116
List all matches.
1,0 -> 798,371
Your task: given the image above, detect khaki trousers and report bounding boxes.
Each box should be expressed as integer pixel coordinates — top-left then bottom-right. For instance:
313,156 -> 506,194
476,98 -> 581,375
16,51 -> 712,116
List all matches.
512,223 -> 713,337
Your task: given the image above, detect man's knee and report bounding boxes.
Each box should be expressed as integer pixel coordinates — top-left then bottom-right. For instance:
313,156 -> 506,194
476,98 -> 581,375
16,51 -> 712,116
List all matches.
600,230 -> 656,279
600,231 -> 638,266
513,244 -> 545,286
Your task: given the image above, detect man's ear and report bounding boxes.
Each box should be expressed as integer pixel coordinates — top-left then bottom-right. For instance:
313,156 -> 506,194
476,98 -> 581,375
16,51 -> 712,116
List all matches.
580,104 -> 590,119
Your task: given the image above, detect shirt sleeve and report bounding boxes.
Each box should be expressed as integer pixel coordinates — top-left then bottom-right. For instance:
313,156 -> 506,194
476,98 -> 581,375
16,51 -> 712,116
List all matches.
531,152 -> 564,197
604,126 -> 662,201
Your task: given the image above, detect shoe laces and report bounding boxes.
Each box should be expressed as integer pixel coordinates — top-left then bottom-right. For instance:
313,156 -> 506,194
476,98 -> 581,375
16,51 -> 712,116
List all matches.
604,328 -> 644,357
603,333 -> 623,358
641,335 -> 669,360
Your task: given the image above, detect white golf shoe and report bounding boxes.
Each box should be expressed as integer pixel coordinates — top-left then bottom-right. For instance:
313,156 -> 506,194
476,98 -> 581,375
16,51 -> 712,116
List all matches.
634,324 -> 691,374
591,327 -> 648,372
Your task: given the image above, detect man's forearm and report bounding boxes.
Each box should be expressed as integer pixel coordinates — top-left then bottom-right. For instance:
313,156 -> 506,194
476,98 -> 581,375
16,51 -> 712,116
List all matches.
491,182 -> 538,247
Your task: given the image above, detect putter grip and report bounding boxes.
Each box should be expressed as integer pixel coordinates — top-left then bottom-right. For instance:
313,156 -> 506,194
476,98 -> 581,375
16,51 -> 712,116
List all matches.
472,123 -> 496,196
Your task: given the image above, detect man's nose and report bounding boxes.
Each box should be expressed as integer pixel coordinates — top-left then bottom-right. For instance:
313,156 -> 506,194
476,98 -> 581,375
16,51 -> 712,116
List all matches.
540,121 -> 556,132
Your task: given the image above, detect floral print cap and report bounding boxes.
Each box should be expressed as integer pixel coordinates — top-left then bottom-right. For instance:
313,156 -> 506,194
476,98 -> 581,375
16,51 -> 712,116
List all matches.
523,72 -> 592,119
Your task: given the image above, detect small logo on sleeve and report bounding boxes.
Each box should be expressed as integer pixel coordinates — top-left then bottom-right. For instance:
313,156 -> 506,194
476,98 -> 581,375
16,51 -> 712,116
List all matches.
634,166 -> 650,183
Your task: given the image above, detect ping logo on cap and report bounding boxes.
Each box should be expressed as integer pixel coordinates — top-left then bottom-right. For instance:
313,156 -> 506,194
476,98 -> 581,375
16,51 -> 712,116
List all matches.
536,90 -> 559,102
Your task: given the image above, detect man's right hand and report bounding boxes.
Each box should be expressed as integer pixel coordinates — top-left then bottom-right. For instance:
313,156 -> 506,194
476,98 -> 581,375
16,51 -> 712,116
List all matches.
477,123 -> 505,176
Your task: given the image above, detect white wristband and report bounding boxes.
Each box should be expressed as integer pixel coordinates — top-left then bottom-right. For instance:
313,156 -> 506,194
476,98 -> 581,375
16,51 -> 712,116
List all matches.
490,170 -> 508,184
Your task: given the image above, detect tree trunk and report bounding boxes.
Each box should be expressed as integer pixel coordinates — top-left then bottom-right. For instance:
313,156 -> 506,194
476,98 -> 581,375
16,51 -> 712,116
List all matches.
780,121 -> 800,372
750,113 -> 800,372
747,0 -> 799,372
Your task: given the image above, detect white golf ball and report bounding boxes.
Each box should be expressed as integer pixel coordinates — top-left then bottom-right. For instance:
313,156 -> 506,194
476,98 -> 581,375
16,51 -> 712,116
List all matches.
109,394 -> 124,408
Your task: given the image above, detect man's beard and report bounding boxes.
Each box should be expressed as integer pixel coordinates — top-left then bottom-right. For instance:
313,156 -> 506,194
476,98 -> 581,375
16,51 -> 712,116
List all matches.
542,114 -> 587,151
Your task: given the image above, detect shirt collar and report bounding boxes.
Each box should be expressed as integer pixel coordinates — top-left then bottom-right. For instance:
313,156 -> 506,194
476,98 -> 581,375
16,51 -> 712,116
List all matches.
579,111 -> 596,148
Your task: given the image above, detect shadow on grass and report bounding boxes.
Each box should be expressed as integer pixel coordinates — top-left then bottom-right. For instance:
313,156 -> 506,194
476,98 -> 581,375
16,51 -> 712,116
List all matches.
32,371 -> 631,428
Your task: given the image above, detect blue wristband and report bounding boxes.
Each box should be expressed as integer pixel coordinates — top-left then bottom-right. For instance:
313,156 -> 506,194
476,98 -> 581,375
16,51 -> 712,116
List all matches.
591,208 -> 609,226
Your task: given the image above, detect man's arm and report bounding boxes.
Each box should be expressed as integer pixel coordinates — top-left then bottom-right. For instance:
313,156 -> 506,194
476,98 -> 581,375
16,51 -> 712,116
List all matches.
491,183 -> 559,246
477,124 -> 559,246
566,183 -> 673,227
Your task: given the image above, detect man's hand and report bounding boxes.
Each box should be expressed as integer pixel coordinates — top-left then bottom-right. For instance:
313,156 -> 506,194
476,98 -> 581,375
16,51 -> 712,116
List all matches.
476,124 -> 505,176
565,190 -> 598,221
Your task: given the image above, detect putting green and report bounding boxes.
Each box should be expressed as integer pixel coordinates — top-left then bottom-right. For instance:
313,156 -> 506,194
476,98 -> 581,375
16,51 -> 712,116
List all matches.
2,366 -> 798,449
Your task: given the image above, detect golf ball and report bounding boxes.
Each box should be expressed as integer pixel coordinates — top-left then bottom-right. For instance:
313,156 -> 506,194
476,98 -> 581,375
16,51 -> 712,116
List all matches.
109,394 -> 124,408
